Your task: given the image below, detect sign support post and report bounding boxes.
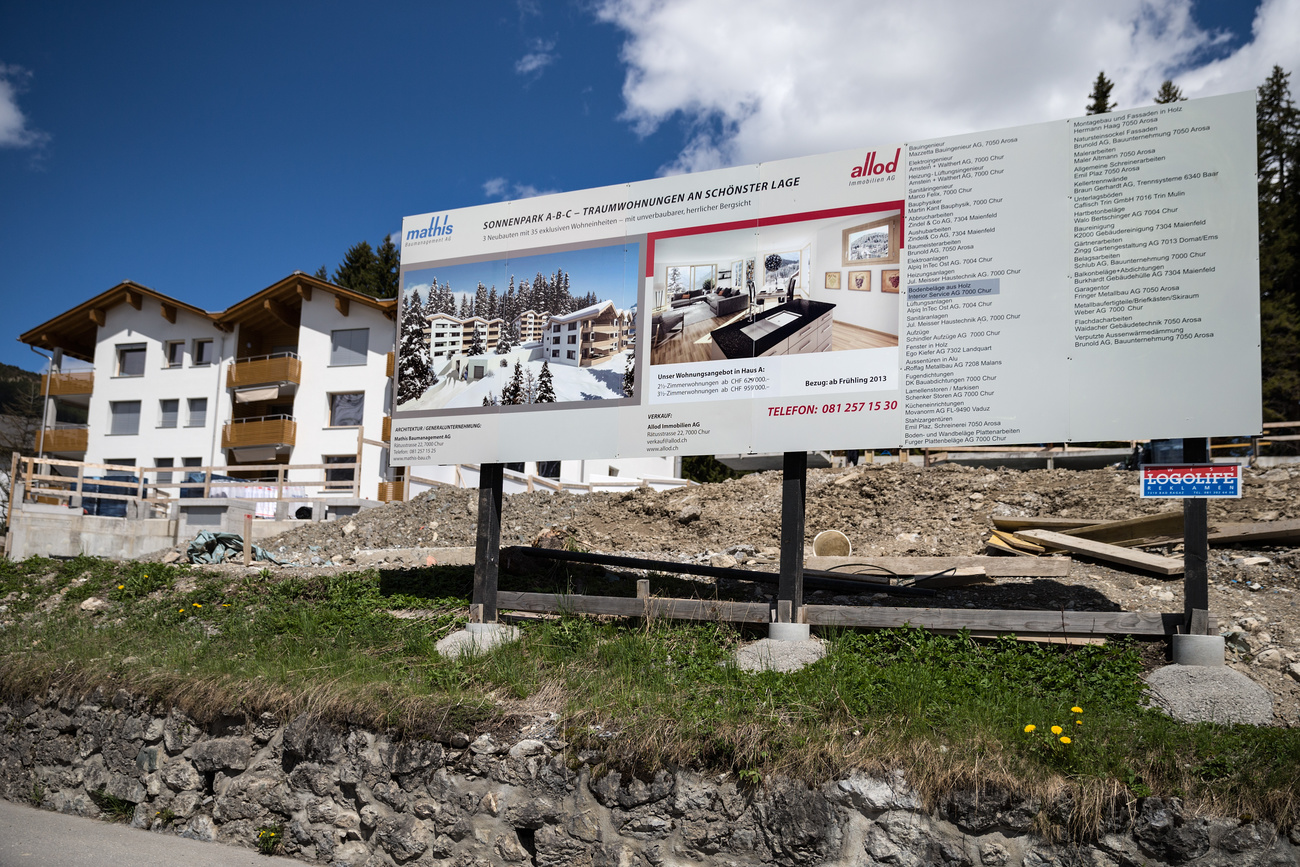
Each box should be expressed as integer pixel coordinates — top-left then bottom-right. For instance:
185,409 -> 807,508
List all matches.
773,451 -> 809,640
472,463 -> 504,624
1182,438 -> 1210,634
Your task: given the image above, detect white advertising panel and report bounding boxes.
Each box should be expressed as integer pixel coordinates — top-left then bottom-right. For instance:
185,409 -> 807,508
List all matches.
391,92 -> 1259,465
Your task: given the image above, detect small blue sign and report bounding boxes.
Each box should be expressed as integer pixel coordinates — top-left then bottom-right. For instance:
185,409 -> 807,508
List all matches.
1140,464 -> 1241,498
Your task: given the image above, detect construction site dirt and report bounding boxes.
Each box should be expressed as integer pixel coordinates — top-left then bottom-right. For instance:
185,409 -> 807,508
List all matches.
220,462 -> 1300,726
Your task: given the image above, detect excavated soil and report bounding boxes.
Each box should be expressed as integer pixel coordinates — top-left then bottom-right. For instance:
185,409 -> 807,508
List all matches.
242,463 -> 1300,725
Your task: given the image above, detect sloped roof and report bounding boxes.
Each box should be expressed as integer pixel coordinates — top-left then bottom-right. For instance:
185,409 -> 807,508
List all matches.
19,281 -> 213,362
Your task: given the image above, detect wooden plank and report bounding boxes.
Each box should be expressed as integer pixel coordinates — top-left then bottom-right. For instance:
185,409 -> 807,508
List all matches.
804,605 -> 1178,635
986,536 -> 1037,557
1261,420 -> 1300,429
1060,511 -> 1183,545
1207,518 -> 1300,545
991,528 -> 1045,553
497,591 -> 772,623
991,516 -> 1101,531
805,555 -> 1070,577
1017,529 -> 1184,575
911,567 -> 990,589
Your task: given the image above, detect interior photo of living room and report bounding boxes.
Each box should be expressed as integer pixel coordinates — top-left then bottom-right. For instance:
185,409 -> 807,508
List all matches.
648,208 -> 902,365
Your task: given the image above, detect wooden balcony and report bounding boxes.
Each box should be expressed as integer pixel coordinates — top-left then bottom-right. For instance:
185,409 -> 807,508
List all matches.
386,351 -> 394,378
37,426 -> 88,453
377,480 -> 405,503
41,371 -> 94,397
381,416 -> 392,442
227,353 -> 302,388
221,415 -> 296,449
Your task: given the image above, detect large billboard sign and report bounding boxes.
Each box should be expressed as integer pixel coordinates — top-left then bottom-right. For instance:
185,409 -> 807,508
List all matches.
392,92 -> 1259,466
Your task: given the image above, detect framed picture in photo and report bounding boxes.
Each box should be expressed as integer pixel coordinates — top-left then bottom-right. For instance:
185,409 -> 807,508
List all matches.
881,269 -> 901,293
825,271 -> 841,289
842,215 -> 900,266
847,270 -> 870,291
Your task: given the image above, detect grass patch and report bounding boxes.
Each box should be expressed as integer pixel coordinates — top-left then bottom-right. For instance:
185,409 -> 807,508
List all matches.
1,555 -> 1297,837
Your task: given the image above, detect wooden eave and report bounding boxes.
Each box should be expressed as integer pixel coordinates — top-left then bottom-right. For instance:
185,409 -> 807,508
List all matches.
214,272 -> 398,329
18,280 -> 213,362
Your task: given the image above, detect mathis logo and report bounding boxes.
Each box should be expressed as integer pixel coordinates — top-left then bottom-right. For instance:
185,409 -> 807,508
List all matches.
406,214 -> 454,241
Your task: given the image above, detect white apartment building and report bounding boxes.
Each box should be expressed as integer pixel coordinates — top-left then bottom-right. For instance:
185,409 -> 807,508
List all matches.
23,274 -> 395,500
425,313 -> 505,360
512,310 -> 549,344
545,301 -> 632,367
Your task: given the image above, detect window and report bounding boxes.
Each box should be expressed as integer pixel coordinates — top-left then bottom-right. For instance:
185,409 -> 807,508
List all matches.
566,351 -> 576,360
552,324 -> 560,333
569,323 -> 577,330
109,401 -> 141,436
106,458 -> 136,467
116,344 -> 146,377
165,341 -> 185,368
159,399 -> 178,428
324,455 -> 355,490
192,339 -> 213,366
328,392 -> 364,426
187,398 -> 207,427
551,350 -> 559,358
330,328 -> 369,366
182,457 -> 202,467
155,458 -> 174,484
567,335 -> 577,344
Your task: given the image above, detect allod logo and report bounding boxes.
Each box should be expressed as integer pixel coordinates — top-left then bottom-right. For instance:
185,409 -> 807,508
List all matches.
406,214 -> 454,241
851,148 -> 900,178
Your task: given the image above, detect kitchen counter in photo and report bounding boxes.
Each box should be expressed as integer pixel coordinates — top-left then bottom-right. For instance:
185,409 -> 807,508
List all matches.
709,299 -> 836,360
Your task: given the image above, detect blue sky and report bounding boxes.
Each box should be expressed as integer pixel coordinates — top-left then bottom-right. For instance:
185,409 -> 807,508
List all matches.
1,0 -> 1291,372
404,241 -> 641,312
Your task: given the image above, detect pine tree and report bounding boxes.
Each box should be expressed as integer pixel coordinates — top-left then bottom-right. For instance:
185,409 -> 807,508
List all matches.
333,241 -> 381,296
397,291 -> 435,405
474,282 -> 488,318
523,367 -> 536,403
373,235 -> 401,299
1154,80 -> 1185,104
501,361 -> 526,405
1256,66 -> 1300,424
458,295 -> 470,317
1086,72 -> 1116,115
495,321 -> 514,354
313,265 -> 329,281
536,360 -> 556,402
622,352 -> 635,397
487,286 -> 498,320
466,327 -> 486,358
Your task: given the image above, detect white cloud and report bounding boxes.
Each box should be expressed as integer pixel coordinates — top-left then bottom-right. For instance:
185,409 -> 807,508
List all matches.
515,39 -> 558,77
0,64 -> 50,150
483,177 -> 561,200
595,0 -> 1300,175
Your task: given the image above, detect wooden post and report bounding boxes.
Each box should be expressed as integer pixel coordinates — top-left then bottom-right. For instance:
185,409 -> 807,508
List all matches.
203,467 -> 212,498
276,465 -> 285,502
637,579 -> 650,599
472,463 -> 504,624
1182,437 -> 1210,633
777,451 -> 807,623
242,513 -> 253,567
354,426 -> 363,498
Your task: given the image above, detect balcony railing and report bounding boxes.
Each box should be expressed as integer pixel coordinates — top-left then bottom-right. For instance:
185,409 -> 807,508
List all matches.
381,416 -> 392,442
227,352 -> 302,389
36,425 -> 89,453
221,414 -> 297,449
386,351 -> 395,378
41,371 -> 94,397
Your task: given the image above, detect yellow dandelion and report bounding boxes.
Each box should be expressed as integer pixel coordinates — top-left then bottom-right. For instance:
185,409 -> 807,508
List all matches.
193,603 -> 201,608
1071,706 -> 1083,714
1023,724 -> 1036,733
1059,736 -> 1071,744
1051,725 -> 1063,735
1076,719 -> 1083,725
178,608 -> 184,613
117,584 -> 125,590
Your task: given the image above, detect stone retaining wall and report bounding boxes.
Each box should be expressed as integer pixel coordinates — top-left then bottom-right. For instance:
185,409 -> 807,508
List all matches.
1,688 -> 1297,866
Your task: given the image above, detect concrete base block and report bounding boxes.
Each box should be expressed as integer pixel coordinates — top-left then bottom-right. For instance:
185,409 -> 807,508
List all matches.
1172,633 -> 1225,667
436,623 -> 520,658
768,622 -> 811,642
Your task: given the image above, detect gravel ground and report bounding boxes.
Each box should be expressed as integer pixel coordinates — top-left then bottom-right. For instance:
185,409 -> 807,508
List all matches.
180,462 -> 1300,725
